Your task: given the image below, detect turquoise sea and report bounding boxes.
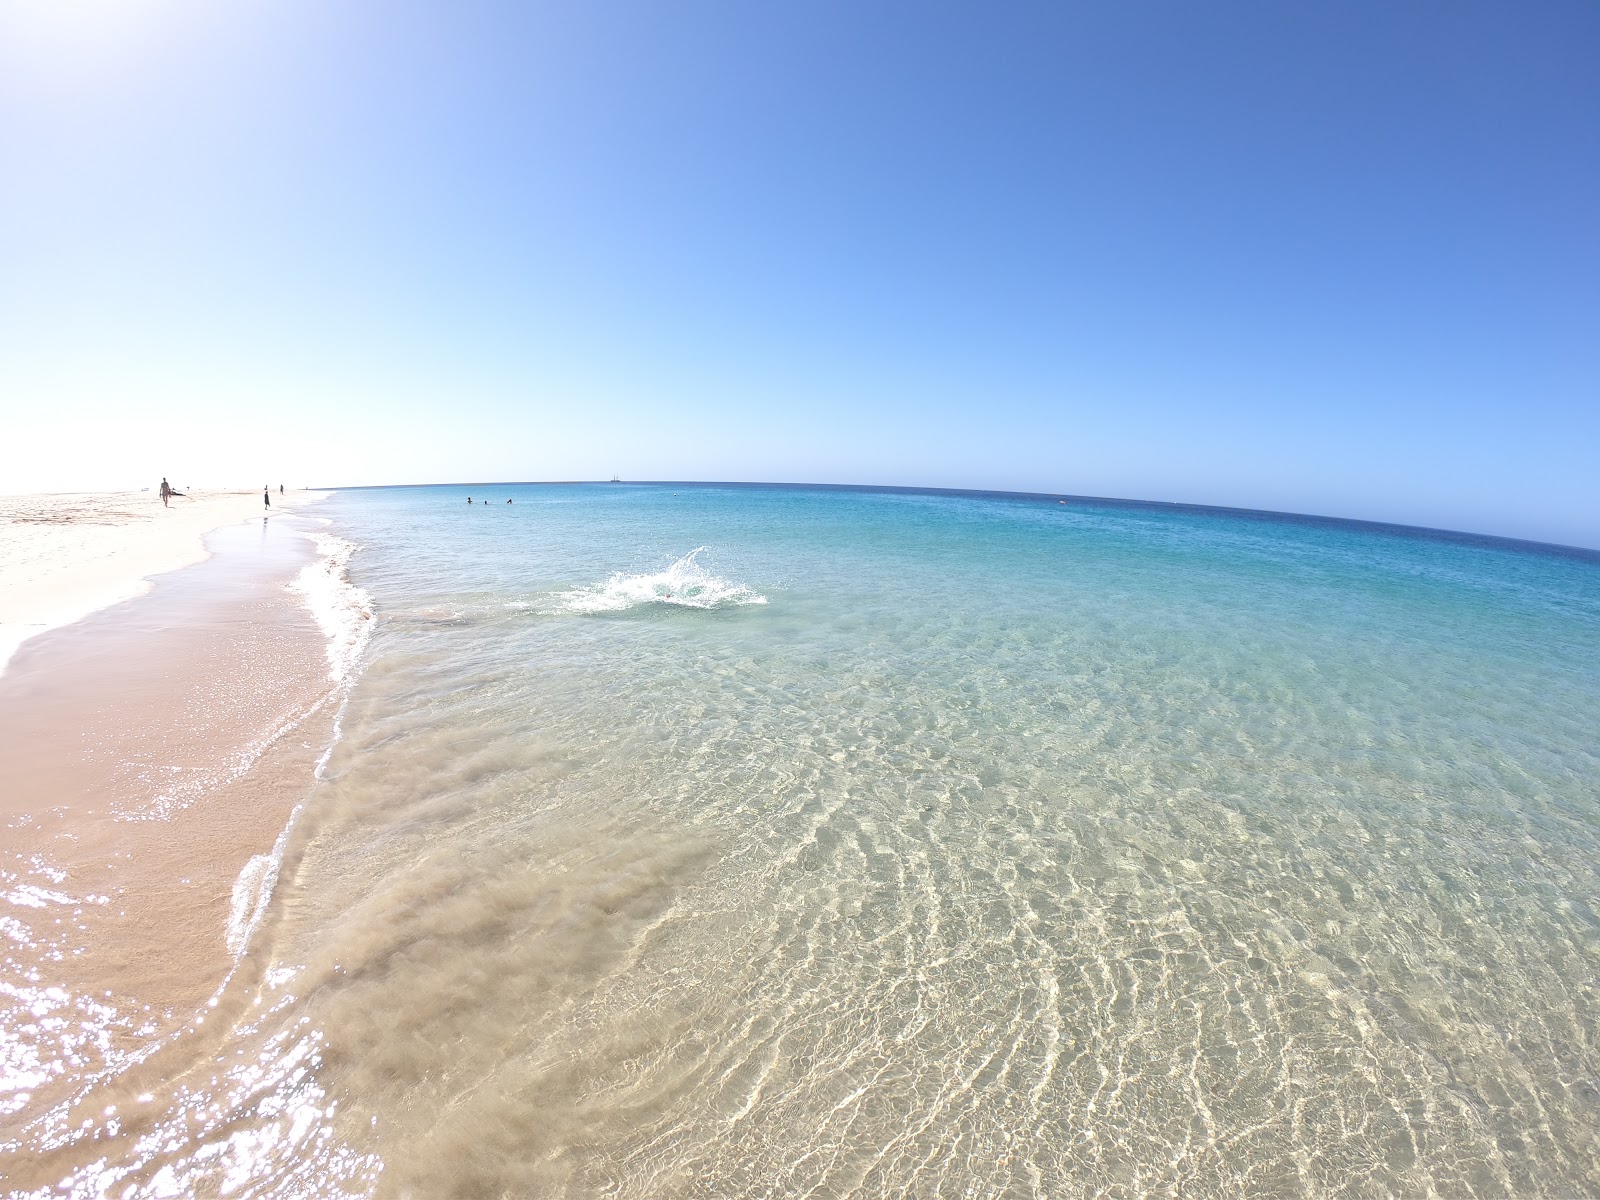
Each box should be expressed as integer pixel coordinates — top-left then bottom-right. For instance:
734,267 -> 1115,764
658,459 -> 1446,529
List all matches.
31,484 -> 1600,1196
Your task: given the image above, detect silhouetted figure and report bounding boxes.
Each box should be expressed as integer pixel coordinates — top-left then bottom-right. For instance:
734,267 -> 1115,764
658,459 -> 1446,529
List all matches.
506,498 -> 512,504
160,478 -> 172,507
279,484 -> 284,494
467,497 -> 472,503
264,486 -> 271,510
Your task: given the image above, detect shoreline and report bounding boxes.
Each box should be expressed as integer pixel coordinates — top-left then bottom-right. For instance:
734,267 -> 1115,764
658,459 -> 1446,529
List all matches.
0,507 -> 364,1154
0,488 -> 332,676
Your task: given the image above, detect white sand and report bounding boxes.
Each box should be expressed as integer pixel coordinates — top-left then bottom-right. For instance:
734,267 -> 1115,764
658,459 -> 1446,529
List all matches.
0,488 -> 329,675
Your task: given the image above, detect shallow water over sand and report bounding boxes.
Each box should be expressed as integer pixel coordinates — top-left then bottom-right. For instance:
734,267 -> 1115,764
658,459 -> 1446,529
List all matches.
7,485 -> 1600,1197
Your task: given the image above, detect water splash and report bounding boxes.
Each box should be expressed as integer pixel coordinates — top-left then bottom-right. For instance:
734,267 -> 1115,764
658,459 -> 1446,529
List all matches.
554,548 -> 767,613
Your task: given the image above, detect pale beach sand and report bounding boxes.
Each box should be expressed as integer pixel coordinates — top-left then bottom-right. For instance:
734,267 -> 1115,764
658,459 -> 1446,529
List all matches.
0,488 -> 329,675
0,497 -> 358,1165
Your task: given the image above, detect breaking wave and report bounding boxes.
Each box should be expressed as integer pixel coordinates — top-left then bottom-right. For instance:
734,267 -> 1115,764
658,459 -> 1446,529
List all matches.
553,547 -> 767,613
290,533 -> 374,681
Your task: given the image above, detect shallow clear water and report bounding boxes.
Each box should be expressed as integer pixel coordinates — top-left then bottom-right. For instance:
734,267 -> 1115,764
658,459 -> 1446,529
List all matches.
25,484 -> 1600,1197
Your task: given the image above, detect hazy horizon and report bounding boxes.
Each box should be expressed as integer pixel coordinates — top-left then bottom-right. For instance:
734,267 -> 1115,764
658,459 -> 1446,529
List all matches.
6,473 -> 1600,555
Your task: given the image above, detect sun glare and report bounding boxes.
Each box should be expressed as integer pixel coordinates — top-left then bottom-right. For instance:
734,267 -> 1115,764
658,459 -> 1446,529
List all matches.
0,0 -> 191,66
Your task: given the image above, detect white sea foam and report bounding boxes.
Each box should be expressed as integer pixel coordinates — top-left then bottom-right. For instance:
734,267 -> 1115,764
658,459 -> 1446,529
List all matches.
220,534 -> 373,957
226,853 -> 277,956
222,680 -> 358,961
554,547 -> 767,613
290,533 -> 374,681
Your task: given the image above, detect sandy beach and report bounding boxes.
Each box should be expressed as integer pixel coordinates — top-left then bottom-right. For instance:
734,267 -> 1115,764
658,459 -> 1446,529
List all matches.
4,485 -> 1597,1195
0,492 -> 356,1170
0,488 -> 329,676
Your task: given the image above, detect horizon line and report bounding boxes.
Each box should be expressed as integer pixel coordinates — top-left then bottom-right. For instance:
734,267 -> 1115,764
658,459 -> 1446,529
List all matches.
307,479 -> 1600,563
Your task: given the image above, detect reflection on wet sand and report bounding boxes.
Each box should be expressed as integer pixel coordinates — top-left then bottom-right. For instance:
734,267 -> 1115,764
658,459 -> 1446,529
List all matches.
0,517 -> 344,1190
6,485 -> 1600,1198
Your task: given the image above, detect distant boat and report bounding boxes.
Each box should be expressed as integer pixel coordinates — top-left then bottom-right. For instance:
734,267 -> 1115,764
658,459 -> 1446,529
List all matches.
611,476 -> 621,482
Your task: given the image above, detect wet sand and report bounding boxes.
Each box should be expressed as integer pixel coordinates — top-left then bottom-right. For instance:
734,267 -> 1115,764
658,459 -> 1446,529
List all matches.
0,514 -> 341,1156
0,488 -> 328,674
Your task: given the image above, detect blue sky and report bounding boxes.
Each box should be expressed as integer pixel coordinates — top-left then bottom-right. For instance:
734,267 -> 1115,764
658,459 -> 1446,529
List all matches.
1,1 -> 1596,547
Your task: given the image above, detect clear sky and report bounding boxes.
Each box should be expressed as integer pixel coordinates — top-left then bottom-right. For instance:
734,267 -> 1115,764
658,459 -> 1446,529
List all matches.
1,1 -> 1596,547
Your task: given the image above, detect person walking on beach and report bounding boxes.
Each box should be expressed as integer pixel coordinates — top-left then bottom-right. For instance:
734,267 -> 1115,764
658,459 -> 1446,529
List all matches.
264,485 -> 271,511
160,478 -> 172,507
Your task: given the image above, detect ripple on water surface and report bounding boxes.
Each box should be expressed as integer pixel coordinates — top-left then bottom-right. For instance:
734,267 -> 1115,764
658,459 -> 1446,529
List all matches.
11,484 -> 1600,1198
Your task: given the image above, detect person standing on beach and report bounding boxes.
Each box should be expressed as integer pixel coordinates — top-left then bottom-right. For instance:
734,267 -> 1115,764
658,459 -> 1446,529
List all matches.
160,478 -> 172,507
264,486 -> 271,511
